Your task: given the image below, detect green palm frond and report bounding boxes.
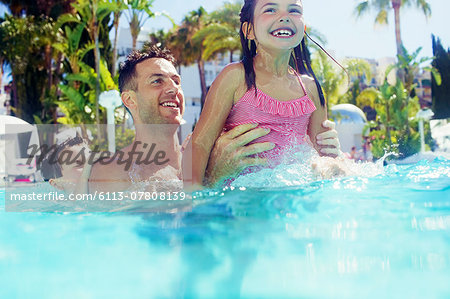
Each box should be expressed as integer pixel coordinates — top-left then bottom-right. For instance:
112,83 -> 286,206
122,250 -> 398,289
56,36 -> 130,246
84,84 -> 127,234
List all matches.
418,1 -> 432,17
76,42 -> 96,61
65,73 -> 97,87
375,9 -> 389,24
55,14 -> 81,29
99,60 -> 116,90
193,23 -> 235,43
354,1 -> 370,17
344,58 -> 373,81
202,38 -> 240,61
59,85 -> 86,111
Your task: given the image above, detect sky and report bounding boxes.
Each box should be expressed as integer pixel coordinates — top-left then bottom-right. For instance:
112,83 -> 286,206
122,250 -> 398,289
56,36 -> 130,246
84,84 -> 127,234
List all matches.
142,0 -> 449,60
1,0 -> 449,61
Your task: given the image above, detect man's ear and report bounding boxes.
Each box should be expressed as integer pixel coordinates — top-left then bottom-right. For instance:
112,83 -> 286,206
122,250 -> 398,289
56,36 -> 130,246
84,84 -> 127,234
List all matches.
242,22 -> 255,40
122,91 -> 137,111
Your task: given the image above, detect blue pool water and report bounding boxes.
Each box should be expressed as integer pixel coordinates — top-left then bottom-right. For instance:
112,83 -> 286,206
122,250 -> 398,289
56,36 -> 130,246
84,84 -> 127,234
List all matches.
1,159 -> 449,298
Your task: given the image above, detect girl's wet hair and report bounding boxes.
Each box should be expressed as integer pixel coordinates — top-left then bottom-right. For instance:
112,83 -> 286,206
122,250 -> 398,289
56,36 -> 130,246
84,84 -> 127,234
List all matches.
40,136 -> 85,181
239,0 -> 328,106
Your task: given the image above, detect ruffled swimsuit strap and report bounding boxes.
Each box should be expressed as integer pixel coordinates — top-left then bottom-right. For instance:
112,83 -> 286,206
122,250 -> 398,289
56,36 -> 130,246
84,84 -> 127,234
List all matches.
294,70 -> 308,98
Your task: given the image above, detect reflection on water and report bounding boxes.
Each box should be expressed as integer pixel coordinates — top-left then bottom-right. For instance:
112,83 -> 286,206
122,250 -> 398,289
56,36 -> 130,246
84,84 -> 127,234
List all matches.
0,159 -> 449,298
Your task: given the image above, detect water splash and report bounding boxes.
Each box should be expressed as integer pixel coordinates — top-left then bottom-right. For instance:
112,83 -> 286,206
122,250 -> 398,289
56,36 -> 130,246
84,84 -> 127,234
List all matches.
230,146 -> 388,189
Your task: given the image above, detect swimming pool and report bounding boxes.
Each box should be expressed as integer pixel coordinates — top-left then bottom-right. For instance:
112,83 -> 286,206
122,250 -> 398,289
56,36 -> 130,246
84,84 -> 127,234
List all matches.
1,158 -> 449,298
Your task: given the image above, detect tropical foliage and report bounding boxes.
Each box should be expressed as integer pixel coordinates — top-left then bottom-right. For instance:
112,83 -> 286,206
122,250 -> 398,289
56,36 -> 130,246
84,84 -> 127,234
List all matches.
311,51 -> 346,107
0,1 -> 441,160
0,0 -> 144,127
360,76 -> 422,158
431,35 -> 450,119
0,15 -> 59,123
340,58 -> 373,106
193,2 -> 241,63
124,0 -> 154,51
58,0 -> 116,125
172,7 -> 209,106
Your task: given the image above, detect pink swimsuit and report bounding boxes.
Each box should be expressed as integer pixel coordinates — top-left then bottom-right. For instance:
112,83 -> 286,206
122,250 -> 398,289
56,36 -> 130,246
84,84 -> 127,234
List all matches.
224,73 -> 316,166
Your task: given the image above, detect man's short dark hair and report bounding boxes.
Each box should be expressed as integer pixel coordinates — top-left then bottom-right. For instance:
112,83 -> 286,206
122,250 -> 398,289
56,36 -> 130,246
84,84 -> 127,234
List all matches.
118,44 -> 177,93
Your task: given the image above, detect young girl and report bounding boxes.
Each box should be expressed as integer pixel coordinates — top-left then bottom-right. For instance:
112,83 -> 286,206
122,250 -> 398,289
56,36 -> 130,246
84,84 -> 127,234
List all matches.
41,135 -> 100,194
191,0 -> 343,186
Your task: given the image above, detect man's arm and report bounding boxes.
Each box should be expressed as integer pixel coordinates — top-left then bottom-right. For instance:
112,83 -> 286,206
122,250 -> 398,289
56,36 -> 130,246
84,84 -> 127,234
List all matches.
204,121 -> 341,187
204,123 -> 274,187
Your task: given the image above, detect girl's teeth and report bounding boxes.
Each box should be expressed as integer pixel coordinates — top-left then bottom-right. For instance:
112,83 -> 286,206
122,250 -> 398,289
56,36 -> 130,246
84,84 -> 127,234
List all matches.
273,29 -> 293,36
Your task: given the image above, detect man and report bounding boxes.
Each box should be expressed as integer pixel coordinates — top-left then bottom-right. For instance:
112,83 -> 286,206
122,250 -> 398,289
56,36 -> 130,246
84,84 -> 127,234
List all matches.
89,47 -> 184,192
88,46 -> 341,192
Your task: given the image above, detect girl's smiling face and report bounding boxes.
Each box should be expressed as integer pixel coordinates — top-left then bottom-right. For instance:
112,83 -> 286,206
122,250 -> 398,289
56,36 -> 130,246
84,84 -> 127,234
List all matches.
250,0 -> 304,51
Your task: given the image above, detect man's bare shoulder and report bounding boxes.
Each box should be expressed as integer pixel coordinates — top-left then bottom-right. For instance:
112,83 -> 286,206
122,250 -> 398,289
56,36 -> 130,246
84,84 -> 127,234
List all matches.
91,158 -> 130,178
89,158 -> 131,192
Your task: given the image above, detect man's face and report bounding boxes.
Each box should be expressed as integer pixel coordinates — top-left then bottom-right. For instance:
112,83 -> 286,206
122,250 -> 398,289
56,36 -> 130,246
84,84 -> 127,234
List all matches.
133,58 -> 185,125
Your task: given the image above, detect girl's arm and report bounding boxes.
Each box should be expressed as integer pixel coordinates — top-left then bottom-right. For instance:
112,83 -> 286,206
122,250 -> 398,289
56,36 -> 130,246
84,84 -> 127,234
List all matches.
303,76 -> 329,154
72,151 -> 101,195
72,161 -> 93,195
188,63 -> 244,188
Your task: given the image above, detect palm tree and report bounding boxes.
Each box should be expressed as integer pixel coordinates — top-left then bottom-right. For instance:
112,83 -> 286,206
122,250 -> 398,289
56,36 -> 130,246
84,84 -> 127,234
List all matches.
59,0 -> 115,125
345,58 -> 373,84
0,16 -> 4,91
355,0 -> 431,58
0,59 -> 3,92
311,51 -> 346,107
0,0 -> 72,88
53,23 -> 96,82
389,46 -> 440,95
0,0 -> 74,17
148,29 -> 171,49
342,58 -> 373,105
0,0 -> 72,121
110,0 -> 127,77
359,75 -> 423,157
124,0 -> 154,50
384,46 -> 439,136
58,60 -> 116,126
124,1 -> 175,51
193,2 -> 241,63
55,16 -> 117,135
0,15 -> 56,122
357,82 -> 396,150
174,7 -> 209,107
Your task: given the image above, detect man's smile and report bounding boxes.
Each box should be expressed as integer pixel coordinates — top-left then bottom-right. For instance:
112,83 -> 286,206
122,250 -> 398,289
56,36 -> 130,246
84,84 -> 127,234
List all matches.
160,99 -> 182,114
